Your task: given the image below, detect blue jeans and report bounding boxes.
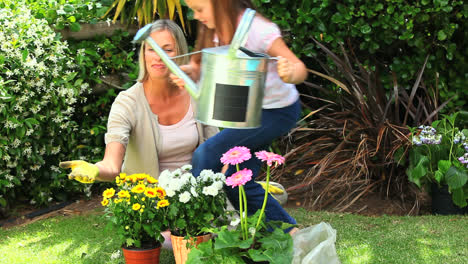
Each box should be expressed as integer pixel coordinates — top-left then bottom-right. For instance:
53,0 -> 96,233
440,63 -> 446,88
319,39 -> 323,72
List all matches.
192,99 -> 301,226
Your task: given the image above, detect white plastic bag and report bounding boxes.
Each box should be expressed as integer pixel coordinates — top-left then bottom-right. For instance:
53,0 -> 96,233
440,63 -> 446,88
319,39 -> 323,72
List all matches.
292,222 -> 341,264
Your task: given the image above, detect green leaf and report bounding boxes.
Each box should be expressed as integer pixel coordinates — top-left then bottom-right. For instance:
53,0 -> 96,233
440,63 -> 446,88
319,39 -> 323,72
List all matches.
437,160 -> 451,174
437,30 -> 447,41
22,49 -> 28,61
214,228 -> 252,250
70,22 -> 81,32
451,188 -> 467,208
360,24 -> 371,34
445,166 -> 468,189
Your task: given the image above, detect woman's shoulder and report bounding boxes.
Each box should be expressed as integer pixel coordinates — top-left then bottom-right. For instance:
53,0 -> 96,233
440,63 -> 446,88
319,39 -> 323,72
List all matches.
114,82 -> 144,103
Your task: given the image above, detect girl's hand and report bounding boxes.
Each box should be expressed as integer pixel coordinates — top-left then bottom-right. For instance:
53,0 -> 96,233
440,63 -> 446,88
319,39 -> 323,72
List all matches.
169,64 -> 193,89
277,56 -> 296,83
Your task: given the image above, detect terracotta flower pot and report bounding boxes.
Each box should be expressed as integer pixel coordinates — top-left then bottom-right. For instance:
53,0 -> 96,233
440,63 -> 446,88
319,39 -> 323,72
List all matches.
122,242 -> 161,264
171,233 -> 212,264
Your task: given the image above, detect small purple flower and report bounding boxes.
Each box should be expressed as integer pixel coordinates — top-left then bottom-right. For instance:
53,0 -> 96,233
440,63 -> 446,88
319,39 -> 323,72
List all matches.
459,153 -> 468,164
454,131 -> 466,144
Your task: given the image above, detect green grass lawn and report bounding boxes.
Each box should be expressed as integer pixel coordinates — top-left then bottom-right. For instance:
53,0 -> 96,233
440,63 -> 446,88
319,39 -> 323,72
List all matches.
0,208 -> 466,264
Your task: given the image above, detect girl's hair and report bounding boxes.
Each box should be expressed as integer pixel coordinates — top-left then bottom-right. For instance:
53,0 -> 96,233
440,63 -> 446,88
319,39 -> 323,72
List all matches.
193,0 -> 255,64
137,19 -> 189,82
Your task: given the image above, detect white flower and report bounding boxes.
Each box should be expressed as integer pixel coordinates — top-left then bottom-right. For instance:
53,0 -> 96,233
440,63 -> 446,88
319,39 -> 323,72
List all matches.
249,227 -> 256,236
230,218 -> 241,227
166,189 -> 176,197
200,169 -> 215,181
56,8 -> 66,15
214,173 -> 226,182
202,186 -> 219,197
110,250 -> 121,260
181,164 -> 192,171
213,181 -> 224,190
190,186 -> 199,198
179,191 -> 191,203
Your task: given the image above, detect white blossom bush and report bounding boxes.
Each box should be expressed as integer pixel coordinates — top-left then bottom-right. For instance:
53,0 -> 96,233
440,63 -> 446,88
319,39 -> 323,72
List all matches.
158,165 -> 228,237
0,1 -> 92,209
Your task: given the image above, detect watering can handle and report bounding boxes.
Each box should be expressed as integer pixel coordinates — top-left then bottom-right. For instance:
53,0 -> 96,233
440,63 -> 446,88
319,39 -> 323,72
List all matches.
228,8 -> 256,58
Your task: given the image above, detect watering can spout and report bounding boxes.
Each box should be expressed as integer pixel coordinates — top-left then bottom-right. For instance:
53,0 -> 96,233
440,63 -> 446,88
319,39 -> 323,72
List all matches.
132,23 -> 200,99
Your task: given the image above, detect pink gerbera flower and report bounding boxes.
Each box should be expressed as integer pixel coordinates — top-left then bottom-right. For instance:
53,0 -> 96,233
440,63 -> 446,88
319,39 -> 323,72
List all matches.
220,146 -> 251,165
225,168 -> 252,188
255,151 -> 285,167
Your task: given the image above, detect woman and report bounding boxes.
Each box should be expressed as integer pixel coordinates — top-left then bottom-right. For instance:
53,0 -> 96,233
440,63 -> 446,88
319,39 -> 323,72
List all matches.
60,19 -> 218,184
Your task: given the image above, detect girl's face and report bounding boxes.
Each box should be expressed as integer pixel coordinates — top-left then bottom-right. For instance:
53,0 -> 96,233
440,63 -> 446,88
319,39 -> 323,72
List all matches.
144,29 -> 177,79
185,0 -> 215,29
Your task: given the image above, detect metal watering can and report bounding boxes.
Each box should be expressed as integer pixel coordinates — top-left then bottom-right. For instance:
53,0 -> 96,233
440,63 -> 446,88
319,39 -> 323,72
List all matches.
133,8 -> 272,128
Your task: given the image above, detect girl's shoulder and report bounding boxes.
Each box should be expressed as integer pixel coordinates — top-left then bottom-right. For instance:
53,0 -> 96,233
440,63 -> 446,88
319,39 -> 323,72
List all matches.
245,14 -> 281,52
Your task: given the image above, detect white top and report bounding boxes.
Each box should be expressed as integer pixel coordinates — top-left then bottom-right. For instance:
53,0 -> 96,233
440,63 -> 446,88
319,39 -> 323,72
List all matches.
157,101 -> 199,172
213,13 -> 299,109
104,82 -> 219,178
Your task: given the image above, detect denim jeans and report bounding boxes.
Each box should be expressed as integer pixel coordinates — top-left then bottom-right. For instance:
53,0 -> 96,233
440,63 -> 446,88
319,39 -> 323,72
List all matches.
192,99 -> 301,226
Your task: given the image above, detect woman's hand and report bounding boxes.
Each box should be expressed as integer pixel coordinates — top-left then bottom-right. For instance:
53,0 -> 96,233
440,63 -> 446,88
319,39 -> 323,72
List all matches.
59,160 -> 99,184
277,56 -> 296,83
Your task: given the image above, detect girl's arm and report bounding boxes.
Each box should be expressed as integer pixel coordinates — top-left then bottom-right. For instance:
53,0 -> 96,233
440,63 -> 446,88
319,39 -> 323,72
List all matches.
267,37 -> 308,84
95,142 -> 126,182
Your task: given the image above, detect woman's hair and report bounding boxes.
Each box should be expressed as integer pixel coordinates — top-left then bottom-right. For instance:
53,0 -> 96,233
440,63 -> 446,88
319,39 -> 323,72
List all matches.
137,19 -> 189,82
193,0 -> 256,64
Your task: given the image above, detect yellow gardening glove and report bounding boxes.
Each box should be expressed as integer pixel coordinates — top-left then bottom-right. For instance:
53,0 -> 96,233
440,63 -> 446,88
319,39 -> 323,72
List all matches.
59,160 -> 99,184
257,181 -> 285,194
257,181 -> 288,205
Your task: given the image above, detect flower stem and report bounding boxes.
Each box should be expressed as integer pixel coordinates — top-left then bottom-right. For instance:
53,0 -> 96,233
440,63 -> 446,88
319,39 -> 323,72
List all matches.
241,186 -> 248,238
238,185 -> 246,240
254,166 -> 270,237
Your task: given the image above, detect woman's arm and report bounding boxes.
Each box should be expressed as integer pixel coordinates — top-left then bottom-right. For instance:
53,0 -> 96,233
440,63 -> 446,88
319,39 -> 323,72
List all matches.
267,37 -> 308,84
95,142 -> 126,182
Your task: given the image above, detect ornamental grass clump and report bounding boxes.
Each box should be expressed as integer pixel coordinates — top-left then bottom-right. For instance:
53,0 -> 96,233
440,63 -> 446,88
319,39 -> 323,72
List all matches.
158,165 -> 227,238
187,147 -> 294,264
101,173 -> 170,248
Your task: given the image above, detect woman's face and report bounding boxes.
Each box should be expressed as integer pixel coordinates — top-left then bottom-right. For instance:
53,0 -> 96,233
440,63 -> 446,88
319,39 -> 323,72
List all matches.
144,29 -> 177,79
185,0 -> 215,29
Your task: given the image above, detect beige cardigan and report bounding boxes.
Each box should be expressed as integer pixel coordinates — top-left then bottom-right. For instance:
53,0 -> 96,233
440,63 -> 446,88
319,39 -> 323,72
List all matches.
104,82 -> 218,178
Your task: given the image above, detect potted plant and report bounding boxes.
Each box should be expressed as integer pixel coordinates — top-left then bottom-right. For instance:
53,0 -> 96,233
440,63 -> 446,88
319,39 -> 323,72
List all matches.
186,147 -> 295,264
101,173 -> 171,264
158,165 -> 228,264
406,112 -> 468,214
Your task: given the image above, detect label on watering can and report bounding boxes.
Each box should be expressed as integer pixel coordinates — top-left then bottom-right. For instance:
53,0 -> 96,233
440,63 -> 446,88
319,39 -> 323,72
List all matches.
213,83 -> 249,122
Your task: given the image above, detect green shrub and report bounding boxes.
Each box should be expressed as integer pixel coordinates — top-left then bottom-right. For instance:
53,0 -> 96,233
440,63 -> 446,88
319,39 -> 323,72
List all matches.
0,1 -> 94,207
253,0 -> 467,112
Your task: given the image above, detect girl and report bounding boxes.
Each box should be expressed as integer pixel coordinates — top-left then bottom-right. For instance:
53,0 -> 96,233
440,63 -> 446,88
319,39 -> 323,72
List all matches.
172,0 -> 307,232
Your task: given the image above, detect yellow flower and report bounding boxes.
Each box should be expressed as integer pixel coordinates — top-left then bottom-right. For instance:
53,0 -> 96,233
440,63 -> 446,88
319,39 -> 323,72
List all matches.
132,203 -> 141,211
135,173 -> 148,180
144,188 -> 157,198
147,176 -> 158,184
125,226 -> 129,230
139,209 -> 144,213
101,198 -> 109,206
115,177 -> 120,184
131,184 -> 145,194
102,188 -> 115,199
157,199 -> 169,209
127,175 -> 137,183
118,190 -> 130,198
141,197 -> 146,202
114,198 -> 122,204
119,173 -> 127,179
155,187 -> 166,199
